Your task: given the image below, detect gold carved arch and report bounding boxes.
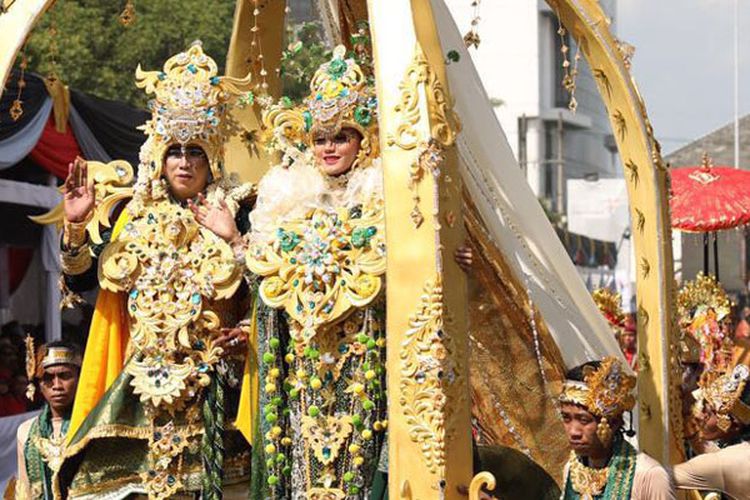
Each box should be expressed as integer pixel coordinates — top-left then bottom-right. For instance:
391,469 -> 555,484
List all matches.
546,0 -> 683,466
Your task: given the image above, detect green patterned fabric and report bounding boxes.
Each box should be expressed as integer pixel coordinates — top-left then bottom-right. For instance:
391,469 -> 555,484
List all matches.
24,404 -> 70,500
252,300 -> 388,498
57,359 -> 250,499
562,435 -> 637,500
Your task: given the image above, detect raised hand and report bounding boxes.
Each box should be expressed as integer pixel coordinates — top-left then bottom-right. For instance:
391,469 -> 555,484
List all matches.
63,157 -> 95,223
188,193 -> 241,244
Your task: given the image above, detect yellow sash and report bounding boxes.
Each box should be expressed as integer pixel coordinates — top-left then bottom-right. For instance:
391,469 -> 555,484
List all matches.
67,210 -> 257,443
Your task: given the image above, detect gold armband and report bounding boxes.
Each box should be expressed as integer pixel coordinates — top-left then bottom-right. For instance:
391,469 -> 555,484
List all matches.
63,217 -> 91,249
61,246 -> 92,276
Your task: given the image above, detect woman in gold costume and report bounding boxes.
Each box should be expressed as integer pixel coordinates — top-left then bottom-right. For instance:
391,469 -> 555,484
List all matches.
244,46 -> 471,499
53,43 -> 256,499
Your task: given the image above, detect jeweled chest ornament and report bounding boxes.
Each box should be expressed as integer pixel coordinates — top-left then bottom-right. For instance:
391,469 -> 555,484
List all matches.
98,200 -> 242,409
247,202 -> 385,343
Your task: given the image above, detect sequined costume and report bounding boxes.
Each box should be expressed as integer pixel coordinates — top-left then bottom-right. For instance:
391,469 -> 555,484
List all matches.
50,43 -> 257,500
559,358 -> 675,500
245,47 -> 388,498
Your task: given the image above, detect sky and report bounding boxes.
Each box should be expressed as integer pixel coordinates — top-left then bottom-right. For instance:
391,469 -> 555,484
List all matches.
618,0 -> 750,153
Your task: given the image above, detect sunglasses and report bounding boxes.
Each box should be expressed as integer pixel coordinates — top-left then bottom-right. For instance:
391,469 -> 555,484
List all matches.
165,146 -> 207,159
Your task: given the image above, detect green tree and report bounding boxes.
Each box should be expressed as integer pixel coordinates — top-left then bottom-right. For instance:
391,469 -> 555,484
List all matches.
24,0 -> 236,108
279,22 -> 331,102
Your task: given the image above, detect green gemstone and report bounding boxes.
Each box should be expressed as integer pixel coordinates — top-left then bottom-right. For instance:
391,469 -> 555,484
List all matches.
308,405 -> 320,417
263,352 -> 275,363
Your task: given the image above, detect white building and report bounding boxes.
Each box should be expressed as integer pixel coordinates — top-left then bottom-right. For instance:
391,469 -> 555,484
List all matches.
445,0 -> 620,213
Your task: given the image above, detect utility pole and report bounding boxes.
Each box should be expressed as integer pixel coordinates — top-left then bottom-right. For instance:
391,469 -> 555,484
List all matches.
556,112 -> 565,214
518,114 -> 528,175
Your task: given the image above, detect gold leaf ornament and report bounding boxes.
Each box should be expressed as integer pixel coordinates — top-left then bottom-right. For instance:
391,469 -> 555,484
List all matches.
301,415 -> 354,465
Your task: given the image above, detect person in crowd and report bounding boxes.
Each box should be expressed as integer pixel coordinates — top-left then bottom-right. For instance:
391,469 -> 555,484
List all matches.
733,306 -> 750,341
15,340 -> 81,500
559,357 -> 675,499
673,363 -> 750,499
620,314 -> 638,371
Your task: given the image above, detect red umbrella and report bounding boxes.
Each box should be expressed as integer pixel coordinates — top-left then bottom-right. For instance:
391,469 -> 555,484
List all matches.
670,155 -> 750,232
669,154 -> 750,280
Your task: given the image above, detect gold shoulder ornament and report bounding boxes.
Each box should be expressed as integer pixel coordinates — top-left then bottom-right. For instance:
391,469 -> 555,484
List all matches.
246,201 -> 385,344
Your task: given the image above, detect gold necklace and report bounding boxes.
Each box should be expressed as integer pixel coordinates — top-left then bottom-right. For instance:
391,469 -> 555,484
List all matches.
568,451 -> 609,499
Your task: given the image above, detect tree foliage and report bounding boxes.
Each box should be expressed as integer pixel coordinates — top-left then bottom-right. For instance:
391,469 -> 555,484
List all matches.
24,0 -> 236,108
19,2 -> 333,108
279,22 -> 331,102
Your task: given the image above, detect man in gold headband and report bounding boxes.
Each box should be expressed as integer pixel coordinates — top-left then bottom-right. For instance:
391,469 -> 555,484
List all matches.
15,340 -> 81,500
673,363 -> 750,498
558,357 -> 674,499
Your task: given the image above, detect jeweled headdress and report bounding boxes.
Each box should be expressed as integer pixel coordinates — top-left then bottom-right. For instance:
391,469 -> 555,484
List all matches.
700,363 -> 750,431
24,336 -> 82,400
677,273 -> 734,369
264,45 -> 379,169
592,288 -> 625,331
559,357 -> 636,444
134,41 -> 252,184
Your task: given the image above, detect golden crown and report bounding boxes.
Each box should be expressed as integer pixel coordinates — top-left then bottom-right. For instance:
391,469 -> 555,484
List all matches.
263,45 -> 379,167
135,41 -> 252,180
560,357 -> 636,419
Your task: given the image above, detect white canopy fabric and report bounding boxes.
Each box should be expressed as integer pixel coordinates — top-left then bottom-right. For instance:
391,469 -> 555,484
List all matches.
432,0 -> 624,370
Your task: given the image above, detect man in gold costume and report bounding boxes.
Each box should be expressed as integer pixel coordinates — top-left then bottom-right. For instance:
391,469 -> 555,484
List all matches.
15,340 -> 81,500
559,357 -> 674,499
673,363 -> 750,499
53,42 -> 257,499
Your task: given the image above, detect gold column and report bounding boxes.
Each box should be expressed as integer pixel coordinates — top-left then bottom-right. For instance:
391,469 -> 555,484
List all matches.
368,0 -> 472,497
224,0 -> 287,183
547,0 -> 684,465
0,0 -> 56,90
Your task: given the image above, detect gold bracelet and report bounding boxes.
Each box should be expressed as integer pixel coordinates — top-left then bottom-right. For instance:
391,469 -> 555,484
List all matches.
63,216 -> 91,249
61,247 -> 92,275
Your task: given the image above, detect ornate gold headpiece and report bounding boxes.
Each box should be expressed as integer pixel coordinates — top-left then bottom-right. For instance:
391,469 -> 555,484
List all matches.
677,273 -> 734,368
24,336 -> 82,400
263,45 -> 379,169
135,41 -> 252,182
592,288 -> 625,330
701,363 -> 750,431
560,357 -> 636,445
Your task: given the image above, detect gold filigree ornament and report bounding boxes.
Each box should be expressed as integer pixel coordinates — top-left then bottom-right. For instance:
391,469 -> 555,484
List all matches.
301,414 -> 353,465
701,363 -> 750,432
98,200 -> 241,409
30,159 -> 135,244
399,275 -> 458,475
246,203 -> 385,344
568,452 -> 609,499
33,433 -> 66,473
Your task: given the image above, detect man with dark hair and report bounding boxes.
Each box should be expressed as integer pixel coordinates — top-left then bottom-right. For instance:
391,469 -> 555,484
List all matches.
673,363 -> 750,498
15,340 -> 81,499
559,357 -> 674,499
